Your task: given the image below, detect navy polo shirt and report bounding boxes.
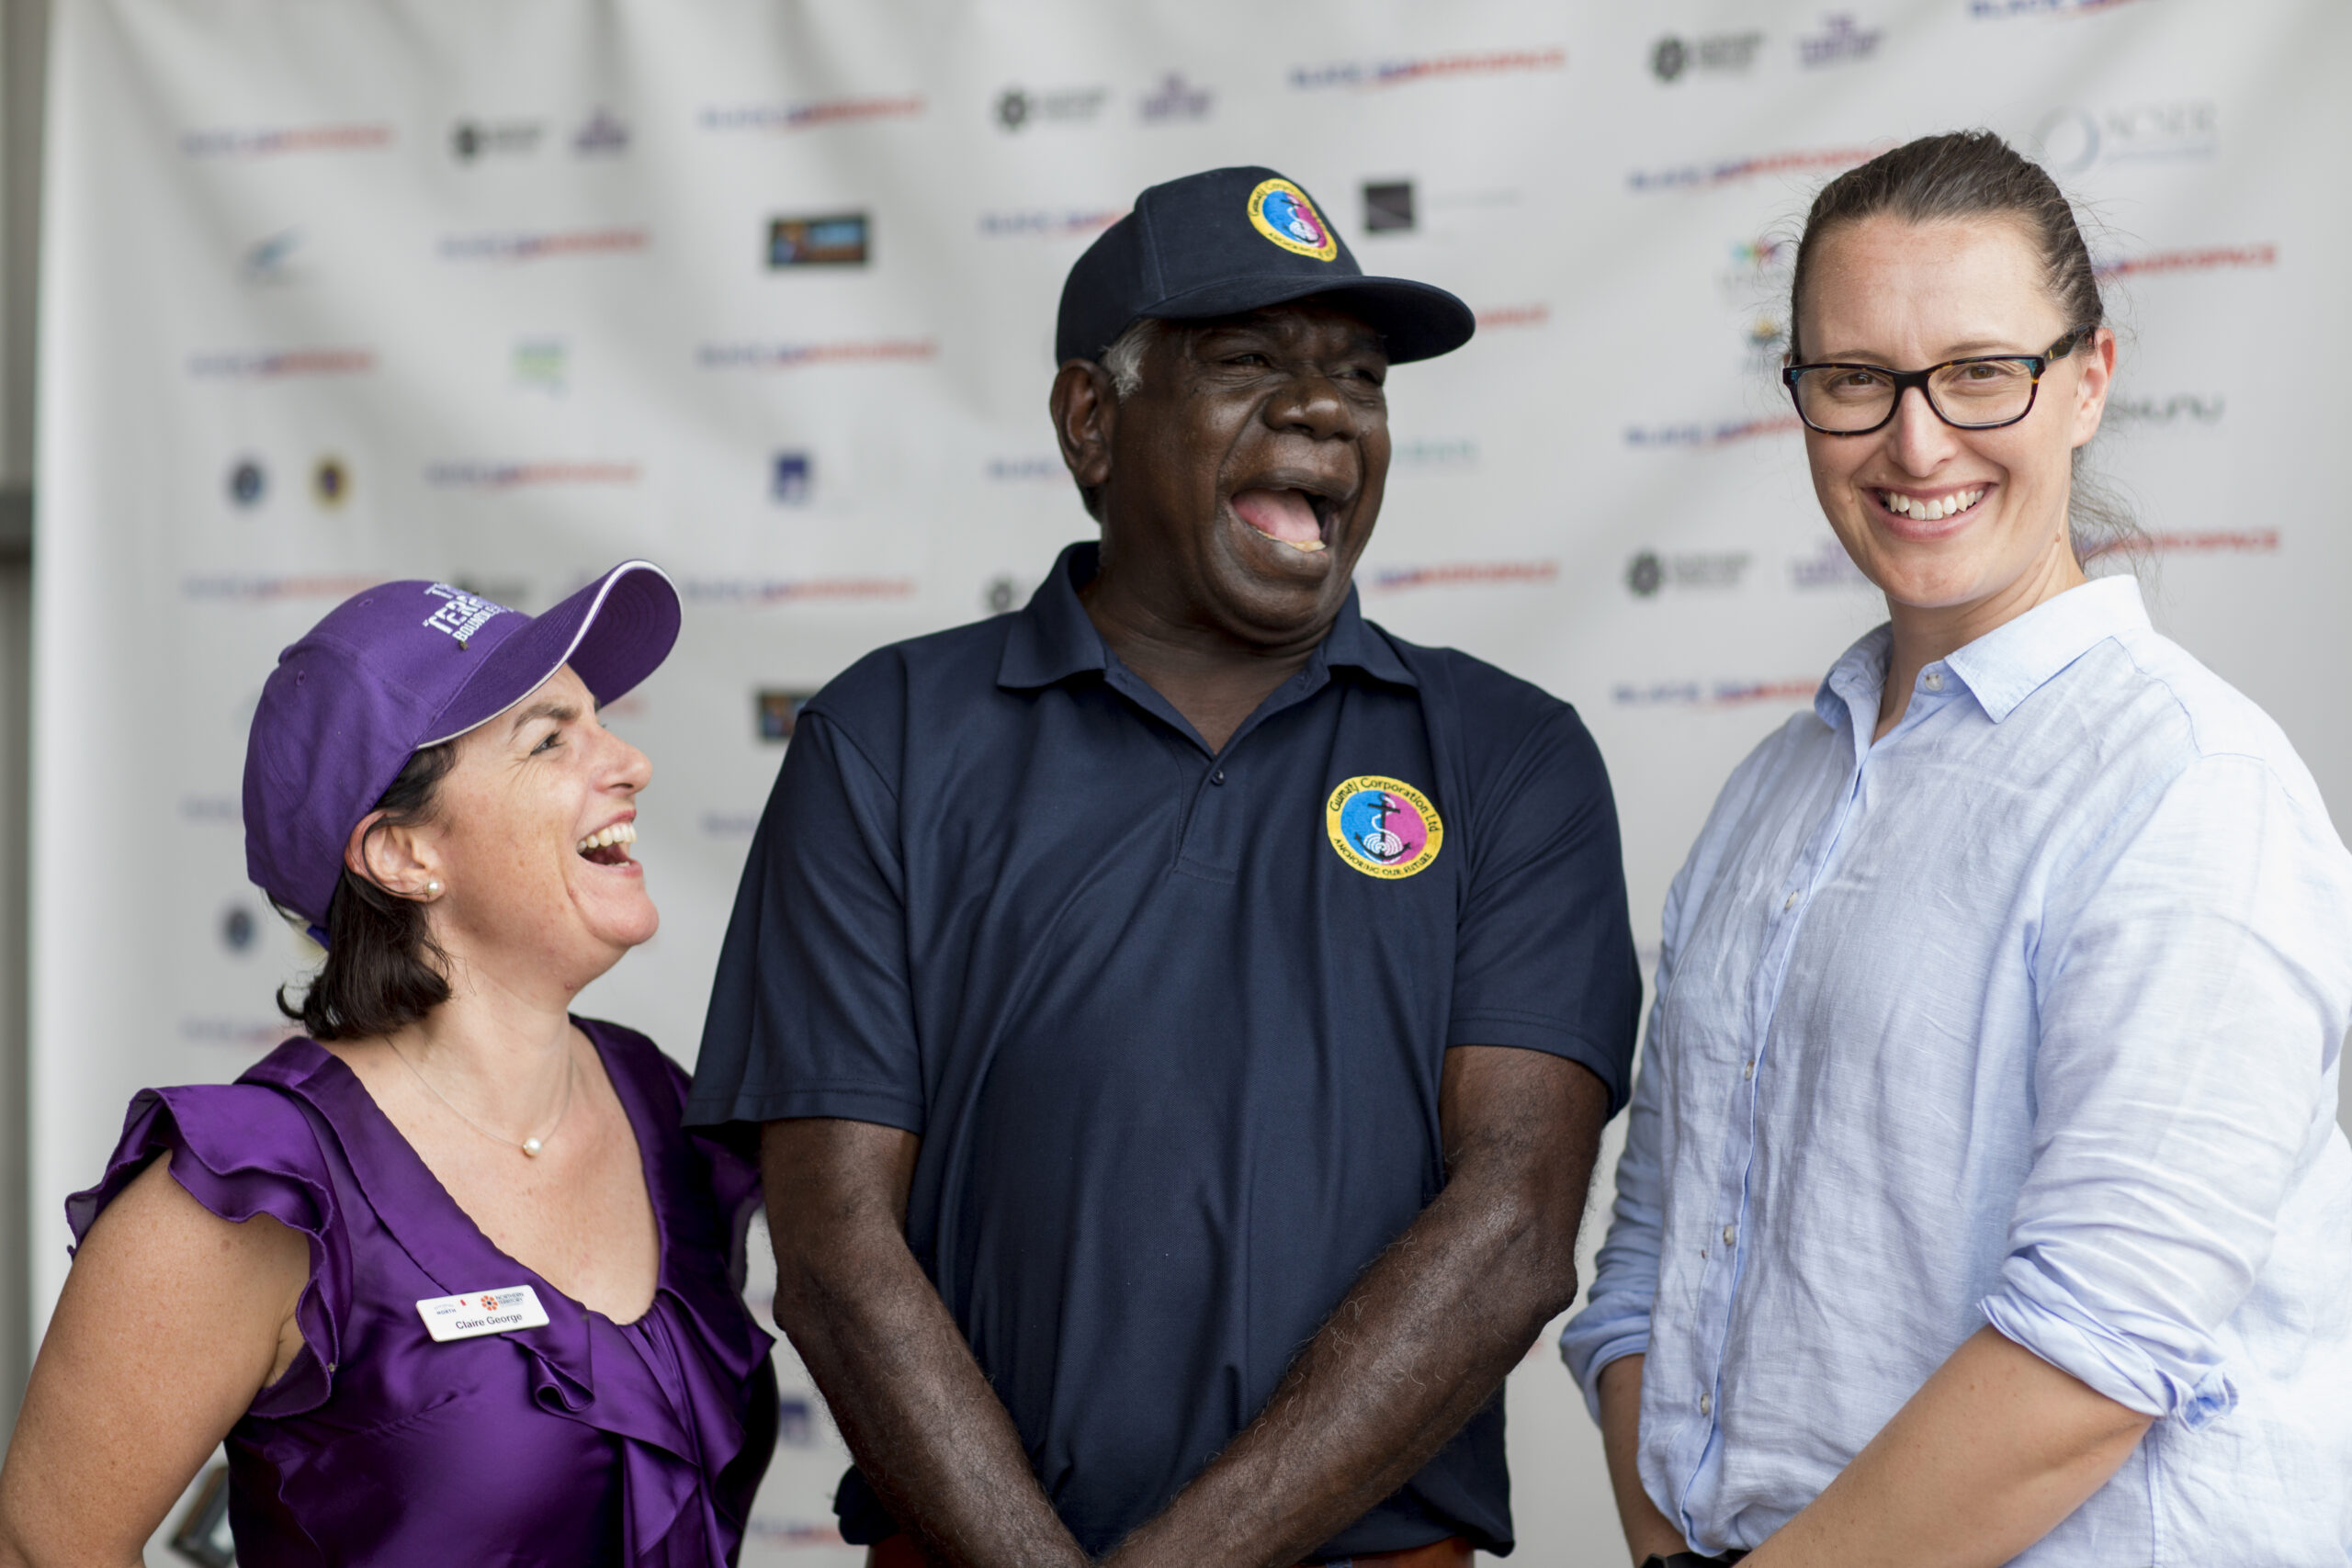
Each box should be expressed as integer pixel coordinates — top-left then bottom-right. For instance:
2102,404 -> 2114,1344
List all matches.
688,542 -> 1640,1558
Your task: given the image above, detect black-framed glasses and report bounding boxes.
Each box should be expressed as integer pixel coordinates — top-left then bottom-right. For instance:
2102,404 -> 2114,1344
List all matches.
1781,330 -> 2088,435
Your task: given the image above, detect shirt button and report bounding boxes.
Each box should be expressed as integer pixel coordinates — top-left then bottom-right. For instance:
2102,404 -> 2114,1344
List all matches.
1924,670 -> 1945,692
1211,770 -> 1225,784
1783,890 -> 1800,911
1723,1224 -> 1736,1247
1744,1058 -> 1756,1079
1699,1393 -> 1713,1416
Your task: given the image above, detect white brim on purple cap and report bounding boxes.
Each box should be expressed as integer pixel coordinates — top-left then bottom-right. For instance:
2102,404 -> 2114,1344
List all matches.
421,560 -> 681,745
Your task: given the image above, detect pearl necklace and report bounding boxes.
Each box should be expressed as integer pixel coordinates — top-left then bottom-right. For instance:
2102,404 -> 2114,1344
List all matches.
388,1040 -> 577,1157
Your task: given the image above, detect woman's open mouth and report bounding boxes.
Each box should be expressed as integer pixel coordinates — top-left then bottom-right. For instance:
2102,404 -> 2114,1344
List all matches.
576,821 -> 636,866
1874,485 -> 1986,523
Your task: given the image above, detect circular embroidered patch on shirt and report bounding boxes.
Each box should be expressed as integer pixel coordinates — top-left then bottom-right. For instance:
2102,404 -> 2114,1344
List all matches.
1247,177 -> 1340,262
1326,776 -> 1444,878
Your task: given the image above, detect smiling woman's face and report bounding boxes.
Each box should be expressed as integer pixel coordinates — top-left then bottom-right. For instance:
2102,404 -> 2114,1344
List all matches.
1797,214 -> 2114,622
412,663 -> 656,991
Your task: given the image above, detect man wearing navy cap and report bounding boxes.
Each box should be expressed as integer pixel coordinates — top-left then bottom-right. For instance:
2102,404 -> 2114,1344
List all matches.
688,166 -> 1640,1566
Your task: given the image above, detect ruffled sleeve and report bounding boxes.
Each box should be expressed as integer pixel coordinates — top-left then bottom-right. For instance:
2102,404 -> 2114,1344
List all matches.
65,1081 -> 350,1418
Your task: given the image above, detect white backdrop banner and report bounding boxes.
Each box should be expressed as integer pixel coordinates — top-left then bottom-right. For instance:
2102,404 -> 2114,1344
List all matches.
31,1 -> 2352,1562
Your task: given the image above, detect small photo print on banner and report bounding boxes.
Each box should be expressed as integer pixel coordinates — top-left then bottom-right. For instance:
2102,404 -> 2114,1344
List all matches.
768,214 -> 870,267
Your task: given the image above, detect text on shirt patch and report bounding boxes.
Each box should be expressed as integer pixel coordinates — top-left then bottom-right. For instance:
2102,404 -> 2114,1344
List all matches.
1326,776 -> 1444,878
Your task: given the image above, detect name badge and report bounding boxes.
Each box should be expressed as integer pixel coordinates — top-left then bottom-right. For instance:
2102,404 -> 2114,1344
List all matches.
415,1284 -> 550,1342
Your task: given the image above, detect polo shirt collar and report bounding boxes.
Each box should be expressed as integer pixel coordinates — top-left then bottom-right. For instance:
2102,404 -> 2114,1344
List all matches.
1813,574 -> 2149,730
997,541 -> 1416,692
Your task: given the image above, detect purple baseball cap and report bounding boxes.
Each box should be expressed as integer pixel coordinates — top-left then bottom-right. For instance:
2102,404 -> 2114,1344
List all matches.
243,560 -> 681,939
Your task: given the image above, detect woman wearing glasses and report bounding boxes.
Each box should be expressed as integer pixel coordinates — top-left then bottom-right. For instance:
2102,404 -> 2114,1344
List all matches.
1564,131 -> 2352,1566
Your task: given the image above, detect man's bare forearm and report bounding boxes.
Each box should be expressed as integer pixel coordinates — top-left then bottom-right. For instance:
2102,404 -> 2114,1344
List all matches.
1106,1050 -> 1611,1568
763,1119 -> 1089,1568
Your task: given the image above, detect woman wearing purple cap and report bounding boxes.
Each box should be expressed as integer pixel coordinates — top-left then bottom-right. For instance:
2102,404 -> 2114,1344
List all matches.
0,564 -> 775,1565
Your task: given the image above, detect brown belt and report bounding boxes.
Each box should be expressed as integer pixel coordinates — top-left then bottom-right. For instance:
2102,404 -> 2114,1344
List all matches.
868,1534 -> 1473,1567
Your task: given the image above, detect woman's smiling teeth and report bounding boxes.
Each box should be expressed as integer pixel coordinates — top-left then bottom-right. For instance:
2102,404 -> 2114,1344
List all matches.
1879,486 -> 1985,522
577,821 -> 636,864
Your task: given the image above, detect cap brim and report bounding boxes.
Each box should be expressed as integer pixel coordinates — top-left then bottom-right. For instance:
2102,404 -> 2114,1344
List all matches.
423,560 -> 682,746
1142,273 -> 1476,363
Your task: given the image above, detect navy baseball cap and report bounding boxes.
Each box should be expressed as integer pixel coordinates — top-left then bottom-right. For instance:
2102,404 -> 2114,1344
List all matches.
1057,165 -> 1476,366
243,561 -> 680,938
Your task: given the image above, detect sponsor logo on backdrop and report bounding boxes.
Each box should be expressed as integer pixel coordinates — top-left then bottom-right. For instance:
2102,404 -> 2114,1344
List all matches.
699,96 -> 925,132
1391,437 -> 1478,469
2106,392 -> 2222,424
179,795 -> 240,824
1475,303 -> 1549,330
1797,15 -> 1884,66
514,338 -> 568,394
699,811 -> 762,839
1650,31 -> 1763,82
220,906 -> 256,953
682,577 -> 916,604
985,456 -> 1062,481
983,576 -> 1022,612
772,453 -> 813,503
744,1520 -> 848,1549
978,209 -> 1124,238
756,690 -> 818,741
2035,101 -> 2217,175
1613,677 -> 1818,708
1362,560 -> 1555,592
2095,243 -> 2274,279
187,347 -> 375,379
1289,48 -> 1566,90
1970,0 -> 2150,16
697,339 -> 936,370
1791,539 -> 1874,590
439,227 -> 650,262
1139,72 -> 1214,123
572,108 -> 630,156
182,123 -> 393,158
1625,549 -> 1753,598
778,1397 -> 819,1446
242,230 -> 307,286
2093,529 -> 2280,557
424,461 -> 640,489
227,458 -> 267,507
450,118 -> 543,161
1630,142 -> 1887,192
312,457 -> 351,508
769,213 -> 870,266
182,573 -> 388,603
1625,414 -> 1804,448
1363,181 -> 1415,233
995,85 -> 1107,131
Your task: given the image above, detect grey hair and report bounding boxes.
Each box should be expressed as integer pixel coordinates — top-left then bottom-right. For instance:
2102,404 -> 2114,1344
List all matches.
1099,316 -> 1174,400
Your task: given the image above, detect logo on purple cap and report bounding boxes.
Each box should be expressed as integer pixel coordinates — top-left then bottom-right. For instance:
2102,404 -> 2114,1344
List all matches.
1247,178 -> 1339,261
422,582 -> 508,649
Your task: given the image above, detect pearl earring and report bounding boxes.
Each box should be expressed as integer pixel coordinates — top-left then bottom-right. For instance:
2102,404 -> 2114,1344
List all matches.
423,879 -> 444,899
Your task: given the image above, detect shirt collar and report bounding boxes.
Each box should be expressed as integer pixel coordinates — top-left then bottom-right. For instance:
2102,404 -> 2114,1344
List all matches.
1812,575 -> 2149,730
997,540 -> 1416,691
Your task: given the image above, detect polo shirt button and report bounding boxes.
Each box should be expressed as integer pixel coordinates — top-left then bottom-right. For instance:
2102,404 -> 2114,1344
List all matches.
1925,670 -> 1945,692
1700,1393 -> 1712,1416
1212,770 -> 1226,784
1783,890 -> 1800,911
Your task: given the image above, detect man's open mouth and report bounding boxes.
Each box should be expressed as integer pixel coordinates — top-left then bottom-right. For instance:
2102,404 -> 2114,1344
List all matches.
577,821 -> 636,866
1231,487 -> 1336,553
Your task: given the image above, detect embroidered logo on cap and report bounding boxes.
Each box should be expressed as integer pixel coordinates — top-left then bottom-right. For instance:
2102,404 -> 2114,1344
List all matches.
421,582 -> 507,647
1248,178 -> 1339,262
1326,775 -> 1443,878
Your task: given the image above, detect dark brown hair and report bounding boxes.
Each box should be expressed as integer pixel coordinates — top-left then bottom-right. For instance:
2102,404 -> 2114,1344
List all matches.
1788,130 -> 2138,562
277,741 -> 458,1040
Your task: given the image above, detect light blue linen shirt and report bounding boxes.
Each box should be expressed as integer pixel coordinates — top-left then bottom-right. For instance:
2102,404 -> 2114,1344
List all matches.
1561,577 -> 2352,1563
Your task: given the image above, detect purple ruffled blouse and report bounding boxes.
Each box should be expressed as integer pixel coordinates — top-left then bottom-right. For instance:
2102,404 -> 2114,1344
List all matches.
67,1018 -> 777,1567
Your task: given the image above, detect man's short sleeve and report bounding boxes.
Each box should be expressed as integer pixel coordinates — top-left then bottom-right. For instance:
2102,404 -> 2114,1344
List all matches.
1446,706 -> 1642,1111
684,708 -> 923,1134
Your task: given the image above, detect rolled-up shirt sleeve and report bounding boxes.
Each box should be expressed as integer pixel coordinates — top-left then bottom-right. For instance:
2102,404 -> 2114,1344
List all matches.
1984,752 -> 2352,1427
1559,859 -> 1693,1419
